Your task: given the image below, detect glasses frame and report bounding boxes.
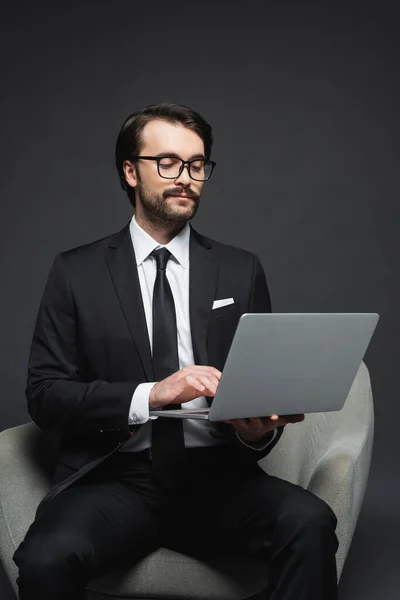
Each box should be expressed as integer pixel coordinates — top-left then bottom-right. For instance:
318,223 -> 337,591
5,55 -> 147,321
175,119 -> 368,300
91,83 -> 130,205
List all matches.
132,155 -> 216,181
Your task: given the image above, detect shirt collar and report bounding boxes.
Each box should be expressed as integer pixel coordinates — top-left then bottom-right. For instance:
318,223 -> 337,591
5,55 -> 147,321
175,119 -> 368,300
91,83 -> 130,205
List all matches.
129,214 -> 190,268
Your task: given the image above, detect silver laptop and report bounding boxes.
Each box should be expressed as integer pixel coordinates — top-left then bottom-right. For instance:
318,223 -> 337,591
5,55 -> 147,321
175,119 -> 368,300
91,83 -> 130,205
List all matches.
149,313 -> 379,421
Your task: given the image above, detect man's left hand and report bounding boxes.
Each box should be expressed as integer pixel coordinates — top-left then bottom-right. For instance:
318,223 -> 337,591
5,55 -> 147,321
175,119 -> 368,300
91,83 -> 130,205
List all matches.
218,413 -> 305,443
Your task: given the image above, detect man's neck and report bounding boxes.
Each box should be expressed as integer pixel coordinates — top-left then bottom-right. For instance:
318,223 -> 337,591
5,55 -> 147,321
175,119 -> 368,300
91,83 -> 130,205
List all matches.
134,212 -> 187,245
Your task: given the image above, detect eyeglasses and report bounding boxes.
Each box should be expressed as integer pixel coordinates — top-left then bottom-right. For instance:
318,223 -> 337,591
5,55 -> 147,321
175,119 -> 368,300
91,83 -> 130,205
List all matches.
132,155 -> 216,181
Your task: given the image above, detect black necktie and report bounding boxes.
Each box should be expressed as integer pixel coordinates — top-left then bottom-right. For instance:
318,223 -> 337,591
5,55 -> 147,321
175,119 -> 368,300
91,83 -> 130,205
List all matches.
150,247 -> 186,490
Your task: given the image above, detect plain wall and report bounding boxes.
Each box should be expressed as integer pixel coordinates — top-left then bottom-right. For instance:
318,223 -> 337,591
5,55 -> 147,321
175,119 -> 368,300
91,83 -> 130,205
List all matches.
1,1 -> 399,598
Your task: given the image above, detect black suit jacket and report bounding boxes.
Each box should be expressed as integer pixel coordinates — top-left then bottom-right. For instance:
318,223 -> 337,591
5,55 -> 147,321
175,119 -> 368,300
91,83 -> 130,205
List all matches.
27,222 -> 284,503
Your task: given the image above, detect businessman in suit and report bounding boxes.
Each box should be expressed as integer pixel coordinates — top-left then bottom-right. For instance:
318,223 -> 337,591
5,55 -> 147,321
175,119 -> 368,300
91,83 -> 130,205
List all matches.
13,102 -> 338,600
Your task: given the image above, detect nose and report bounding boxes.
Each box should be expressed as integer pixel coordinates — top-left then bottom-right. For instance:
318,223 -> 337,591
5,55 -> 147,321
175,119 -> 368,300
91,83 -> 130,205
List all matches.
174,163 -> 192,185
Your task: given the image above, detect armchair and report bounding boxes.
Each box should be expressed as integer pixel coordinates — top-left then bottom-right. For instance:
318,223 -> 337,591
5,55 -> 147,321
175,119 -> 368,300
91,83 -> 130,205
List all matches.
0,361 -> 374,599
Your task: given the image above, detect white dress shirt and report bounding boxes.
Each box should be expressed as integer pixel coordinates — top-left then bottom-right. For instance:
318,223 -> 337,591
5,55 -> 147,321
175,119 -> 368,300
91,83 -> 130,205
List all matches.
119,214 -> 277,453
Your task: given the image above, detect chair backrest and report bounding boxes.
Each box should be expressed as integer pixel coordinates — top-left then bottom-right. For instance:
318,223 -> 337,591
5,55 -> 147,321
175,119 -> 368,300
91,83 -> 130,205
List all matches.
258,360 -> 374,488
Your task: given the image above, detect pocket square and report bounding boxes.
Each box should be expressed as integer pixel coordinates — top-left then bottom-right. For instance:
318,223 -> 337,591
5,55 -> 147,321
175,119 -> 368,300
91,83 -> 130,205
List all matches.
212,297 -> 235,310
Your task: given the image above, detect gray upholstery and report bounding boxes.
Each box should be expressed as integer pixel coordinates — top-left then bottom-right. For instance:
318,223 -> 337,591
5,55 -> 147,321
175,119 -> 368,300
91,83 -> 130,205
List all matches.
0,361 -> 374,599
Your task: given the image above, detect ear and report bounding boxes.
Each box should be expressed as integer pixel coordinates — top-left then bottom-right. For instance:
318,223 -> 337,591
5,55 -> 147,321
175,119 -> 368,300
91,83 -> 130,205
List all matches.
122,160 -> 138,190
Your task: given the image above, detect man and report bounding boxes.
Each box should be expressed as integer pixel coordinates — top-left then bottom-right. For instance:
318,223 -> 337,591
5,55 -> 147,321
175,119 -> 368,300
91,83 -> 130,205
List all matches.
13,102 -> 338,600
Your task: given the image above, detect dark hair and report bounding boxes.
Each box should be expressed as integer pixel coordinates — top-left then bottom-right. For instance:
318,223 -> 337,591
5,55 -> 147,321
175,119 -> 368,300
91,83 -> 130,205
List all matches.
115,102 -> 213,208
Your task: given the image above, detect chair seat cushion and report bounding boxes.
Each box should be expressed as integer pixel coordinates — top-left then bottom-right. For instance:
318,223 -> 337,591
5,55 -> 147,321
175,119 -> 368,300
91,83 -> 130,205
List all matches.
86,547 -> 269,600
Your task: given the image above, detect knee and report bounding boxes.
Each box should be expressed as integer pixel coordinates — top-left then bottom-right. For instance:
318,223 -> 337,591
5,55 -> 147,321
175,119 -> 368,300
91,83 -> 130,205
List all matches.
281,492 -> 338,534
14,531 -> 94,581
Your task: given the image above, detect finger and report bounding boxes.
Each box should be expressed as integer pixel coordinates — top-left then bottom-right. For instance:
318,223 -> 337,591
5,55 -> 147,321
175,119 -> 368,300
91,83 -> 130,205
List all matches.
185,375 -> 208,393
206,374 -> 221,390
262,416 -> 286,428
276,416 -> 303,427
189,365 -> 222,379
261,416 -> 276,425
279,414 -> 305,422
281,413 -> 305,418
191,373 -> 219,392
208,367 -> 223,379
194,375 -> 219,395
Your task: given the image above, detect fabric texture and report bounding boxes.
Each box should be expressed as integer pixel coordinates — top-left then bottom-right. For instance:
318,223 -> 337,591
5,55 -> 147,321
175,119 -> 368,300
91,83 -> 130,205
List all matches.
0,361 -> 374,599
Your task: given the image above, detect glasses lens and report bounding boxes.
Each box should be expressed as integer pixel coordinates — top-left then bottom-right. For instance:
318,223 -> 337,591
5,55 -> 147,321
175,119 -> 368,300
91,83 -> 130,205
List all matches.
158,157 -> 182,178
158,158 -> 212,180
190,160 -> 212,181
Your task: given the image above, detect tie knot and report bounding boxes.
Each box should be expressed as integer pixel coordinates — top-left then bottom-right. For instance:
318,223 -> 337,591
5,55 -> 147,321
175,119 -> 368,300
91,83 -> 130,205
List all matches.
152,247 -> 171,271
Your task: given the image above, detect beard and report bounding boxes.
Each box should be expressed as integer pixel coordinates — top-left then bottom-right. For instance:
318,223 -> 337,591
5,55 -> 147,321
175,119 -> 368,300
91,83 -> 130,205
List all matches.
136,175 -> 200,225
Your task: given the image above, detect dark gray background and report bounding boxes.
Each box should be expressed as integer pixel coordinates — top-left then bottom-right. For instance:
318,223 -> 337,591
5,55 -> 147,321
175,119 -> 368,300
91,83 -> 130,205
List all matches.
1,1 -> 399,598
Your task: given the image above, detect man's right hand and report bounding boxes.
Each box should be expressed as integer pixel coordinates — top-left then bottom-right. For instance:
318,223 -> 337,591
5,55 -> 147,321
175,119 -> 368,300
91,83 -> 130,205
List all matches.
149,365 -> 222,409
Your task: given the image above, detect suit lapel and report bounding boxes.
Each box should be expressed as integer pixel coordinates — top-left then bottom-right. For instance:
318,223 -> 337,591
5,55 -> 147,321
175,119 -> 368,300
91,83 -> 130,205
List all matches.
105,224 -> 154,381
105,222 -> 219,399
189,226 -> 219,407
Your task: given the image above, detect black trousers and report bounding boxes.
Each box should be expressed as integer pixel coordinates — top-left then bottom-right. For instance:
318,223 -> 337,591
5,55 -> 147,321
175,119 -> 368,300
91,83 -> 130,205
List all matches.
13,445 -> 339,600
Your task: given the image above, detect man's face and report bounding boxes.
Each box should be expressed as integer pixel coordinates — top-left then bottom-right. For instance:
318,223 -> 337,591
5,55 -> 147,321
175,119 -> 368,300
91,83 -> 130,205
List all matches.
124,120 -> 206,223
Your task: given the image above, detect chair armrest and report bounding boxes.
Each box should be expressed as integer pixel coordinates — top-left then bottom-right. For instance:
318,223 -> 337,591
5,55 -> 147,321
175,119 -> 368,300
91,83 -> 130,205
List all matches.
307,431 -> 374,580
257,362 -> 374,581
0,423 -> 52,548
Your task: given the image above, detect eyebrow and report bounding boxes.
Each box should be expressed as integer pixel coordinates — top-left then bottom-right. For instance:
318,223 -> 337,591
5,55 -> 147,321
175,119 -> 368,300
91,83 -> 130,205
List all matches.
153,152 -> 206,160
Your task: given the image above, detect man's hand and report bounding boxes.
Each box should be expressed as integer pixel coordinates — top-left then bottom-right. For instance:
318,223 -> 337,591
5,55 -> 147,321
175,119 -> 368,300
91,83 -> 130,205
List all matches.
219,414 -> 305,443
149,365 -> 222,409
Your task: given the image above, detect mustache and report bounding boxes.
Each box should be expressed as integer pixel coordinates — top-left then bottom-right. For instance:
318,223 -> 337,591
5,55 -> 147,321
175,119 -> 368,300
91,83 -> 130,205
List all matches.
165,188 -> 198,200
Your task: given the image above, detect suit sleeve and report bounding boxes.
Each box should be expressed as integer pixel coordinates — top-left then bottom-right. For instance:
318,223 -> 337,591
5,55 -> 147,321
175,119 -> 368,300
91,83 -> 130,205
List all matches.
26,254 -> 144,438
230,253 -> 285,460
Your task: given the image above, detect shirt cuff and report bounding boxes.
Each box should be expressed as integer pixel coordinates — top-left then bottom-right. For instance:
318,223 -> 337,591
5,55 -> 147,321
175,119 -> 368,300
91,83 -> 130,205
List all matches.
128,382 -> 158,425
236,428 -> 278,451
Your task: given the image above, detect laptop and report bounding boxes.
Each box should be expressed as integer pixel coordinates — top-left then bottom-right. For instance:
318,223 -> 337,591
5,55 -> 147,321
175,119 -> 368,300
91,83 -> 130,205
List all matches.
149,313 -> 379,421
